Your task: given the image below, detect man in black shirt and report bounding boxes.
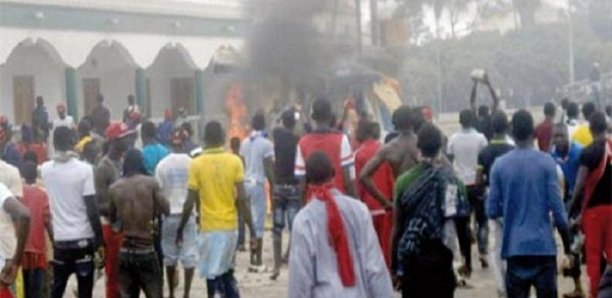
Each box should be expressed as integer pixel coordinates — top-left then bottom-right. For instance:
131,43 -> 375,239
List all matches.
475,111 -> 513,297
270,110 -> 300,280
569,111 -> 611,298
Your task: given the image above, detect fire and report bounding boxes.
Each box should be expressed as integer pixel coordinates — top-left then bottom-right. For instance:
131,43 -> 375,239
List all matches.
224,83 -> 248,140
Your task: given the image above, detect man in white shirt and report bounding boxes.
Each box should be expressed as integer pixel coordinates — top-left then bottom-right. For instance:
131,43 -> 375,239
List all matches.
240,112 -> 275,272
447,109 -> 488,275
155,129 -> 195,298
52,102 -> 75,130
0,157 -> 27,294
41,127 -> 103,298
0,182 -> 30,295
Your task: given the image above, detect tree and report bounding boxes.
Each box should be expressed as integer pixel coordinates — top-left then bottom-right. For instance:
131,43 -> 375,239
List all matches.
511,0 -> 540,28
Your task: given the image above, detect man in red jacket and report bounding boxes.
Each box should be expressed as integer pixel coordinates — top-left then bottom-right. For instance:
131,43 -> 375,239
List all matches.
354,121 -> 394,268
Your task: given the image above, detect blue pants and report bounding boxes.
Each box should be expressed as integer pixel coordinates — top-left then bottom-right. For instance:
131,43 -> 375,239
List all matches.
206,270 -> 239,298
246,181 -> 266,238
272,184 -> 300,237
51,241 -> 95,298
506,256 -> 557,298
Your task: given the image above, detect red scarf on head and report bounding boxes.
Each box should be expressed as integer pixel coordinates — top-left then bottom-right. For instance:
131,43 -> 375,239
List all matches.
306,182 -> 356,287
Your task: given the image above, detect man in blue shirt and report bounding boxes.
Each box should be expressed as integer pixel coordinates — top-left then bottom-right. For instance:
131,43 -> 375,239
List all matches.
141,121 -> 170,175
550,122 -> 585,298
486,110 -> 572,298
550,123 -> 583,203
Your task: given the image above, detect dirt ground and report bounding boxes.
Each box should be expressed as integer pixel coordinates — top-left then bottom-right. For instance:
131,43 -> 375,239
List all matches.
78,229 -> 583,298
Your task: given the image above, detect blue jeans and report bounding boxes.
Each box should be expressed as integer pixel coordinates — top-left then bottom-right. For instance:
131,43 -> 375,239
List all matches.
245,181 -> 266,238
506,256 -> 557,298
51,240 -> 95,298
272,184 -> 300,237
206,270 -> 239,298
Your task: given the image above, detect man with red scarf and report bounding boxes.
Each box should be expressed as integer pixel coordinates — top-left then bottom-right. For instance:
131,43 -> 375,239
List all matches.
288,152 -> 392,297
569,111 -> 611,298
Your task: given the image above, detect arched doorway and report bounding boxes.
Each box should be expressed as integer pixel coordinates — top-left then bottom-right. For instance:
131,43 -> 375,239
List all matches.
77,41 -> 137,121
1,38 -> 65,126
146,44 -> 197,119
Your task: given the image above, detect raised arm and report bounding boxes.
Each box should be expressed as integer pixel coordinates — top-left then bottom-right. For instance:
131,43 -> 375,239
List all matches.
359,149 -> 393,209
469,80 -> 478,114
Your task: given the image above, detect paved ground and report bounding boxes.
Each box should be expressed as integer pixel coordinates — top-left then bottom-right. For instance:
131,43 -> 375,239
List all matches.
78,230 -> 585,298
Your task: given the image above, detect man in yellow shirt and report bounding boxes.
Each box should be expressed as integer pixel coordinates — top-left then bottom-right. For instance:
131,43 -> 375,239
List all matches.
176,121 -> 255,297
572,102 -> 596,146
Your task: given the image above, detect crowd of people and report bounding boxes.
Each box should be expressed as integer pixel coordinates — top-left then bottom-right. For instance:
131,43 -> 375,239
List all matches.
0,83 -> 610,298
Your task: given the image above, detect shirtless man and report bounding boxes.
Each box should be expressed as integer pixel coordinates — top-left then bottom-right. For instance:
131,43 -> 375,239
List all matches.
109,149 -> 169,298
95,122 -> 133,298
359,106 -> 422,208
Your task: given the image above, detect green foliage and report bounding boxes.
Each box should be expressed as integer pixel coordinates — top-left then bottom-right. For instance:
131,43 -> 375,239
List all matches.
393,23 -> 612,112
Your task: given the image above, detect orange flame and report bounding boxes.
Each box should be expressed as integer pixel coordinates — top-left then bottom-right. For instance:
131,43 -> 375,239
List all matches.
225,83 -> 248,139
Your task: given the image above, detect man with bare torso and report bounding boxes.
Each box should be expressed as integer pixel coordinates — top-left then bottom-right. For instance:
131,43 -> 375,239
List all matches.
95,122 -> 133,298
109,149 -> 169,298
359,106 -> 421,208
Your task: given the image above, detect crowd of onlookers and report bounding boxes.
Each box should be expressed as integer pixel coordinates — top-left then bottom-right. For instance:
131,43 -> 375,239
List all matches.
0,86 -> 610,298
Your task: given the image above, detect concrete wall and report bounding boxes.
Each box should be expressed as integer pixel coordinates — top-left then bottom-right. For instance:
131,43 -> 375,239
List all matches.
77,45 -> 136,121
147,47 -> 195,118
1,44 -> 65,124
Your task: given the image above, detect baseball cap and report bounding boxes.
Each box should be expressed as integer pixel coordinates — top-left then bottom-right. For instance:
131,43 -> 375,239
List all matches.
105,122 -> 134,140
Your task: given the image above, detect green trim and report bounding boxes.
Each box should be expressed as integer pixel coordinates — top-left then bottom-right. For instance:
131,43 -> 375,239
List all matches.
0,2 -> 247,37
64,67 -> 78,119
195,70 -> 203,114
135,68 -> 147,116
203,147 -> 225,154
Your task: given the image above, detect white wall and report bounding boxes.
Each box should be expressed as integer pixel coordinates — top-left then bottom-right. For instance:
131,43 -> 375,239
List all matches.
146,48 -> 195,118
77,45 -> 136,121
1,44 -> 65,125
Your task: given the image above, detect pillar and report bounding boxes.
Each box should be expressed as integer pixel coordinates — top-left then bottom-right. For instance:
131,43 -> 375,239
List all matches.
65,67 -> 78,119
195,70 -> 204,114
135,68 -> 147,117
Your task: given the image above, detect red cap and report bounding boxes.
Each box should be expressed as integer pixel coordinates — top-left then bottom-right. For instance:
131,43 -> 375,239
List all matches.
105,122 -> 133,140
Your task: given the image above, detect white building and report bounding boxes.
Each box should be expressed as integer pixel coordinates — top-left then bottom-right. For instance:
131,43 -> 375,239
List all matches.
0,0 -> 246,125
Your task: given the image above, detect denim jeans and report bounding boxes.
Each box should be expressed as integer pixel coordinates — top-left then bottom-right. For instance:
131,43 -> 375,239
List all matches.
506,256 -> 557,298
51,240 -> 95,298
23,268 -> 45,298
245,181 -> 266,238
118,250 -> 162,298
272,184 -> 300,237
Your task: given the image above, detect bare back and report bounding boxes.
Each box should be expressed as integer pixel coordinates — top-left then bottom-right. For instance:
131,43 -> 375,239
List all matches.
109,175 -> 168,249
383,133 -> 419,177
